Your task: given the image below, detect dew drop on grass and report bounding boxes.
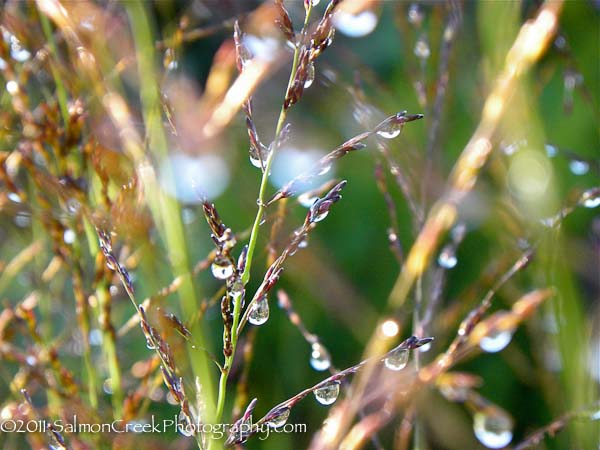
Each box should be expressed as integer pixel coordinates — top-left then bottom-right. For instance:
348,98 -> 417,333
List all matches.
384,347 -> 409,371
310,342 -> 331,371
314,381 -> 340,406
569,159 -> 589,175
211,256 -> 234,280
414,37 -> 430,60
580,189 -> 600,208
544,144 -> 558,157
479,329 -> 514,353
438,245 -> 457,269
103,378 -> 113,395
473,410 -> 513,448
177,410 -> 194,437
248,296 -> 269,325
408,4 -> 424,26
311,210 -> 329,223
332,10 -> 378,38
146,338 -> 155,350
304,62 -> 315,88
267,408 -> 290,428
376,123 -> 401,139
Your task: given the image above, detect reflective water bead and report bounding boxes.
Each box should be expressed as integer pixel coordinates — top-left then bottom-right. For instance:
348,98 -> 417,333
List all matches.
473,410 -> 513,449
248,296 -> 269,325
376,123 -> 401,139
580,189 -> 600,208
267,408 -> 290,428
479,329 -> 514,353
313,381 -> 340,406
211,256 -> 234,280
177,410 -> 194,437
310,342 -> 331,371
438,245 -> 457,269
384,347 -> 409,371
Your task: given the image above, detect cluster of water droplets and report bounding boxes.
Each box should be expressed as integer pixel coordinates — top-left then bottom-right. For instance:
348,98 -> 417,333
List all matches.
248,295 -> 269,326
473,409 -> 514,449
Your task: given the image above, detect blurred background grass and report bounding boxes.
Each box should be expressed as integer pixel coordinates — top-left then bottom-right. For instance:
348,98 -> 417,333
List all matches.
0,1 -> 598,449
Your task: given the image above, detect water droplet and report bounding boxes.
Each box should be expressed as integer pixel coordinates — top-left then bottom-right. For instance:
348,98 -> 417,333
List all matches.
418,341 -> 432,352
384,347 -> 409,371
146,338 -> 155,350
473,410 -> 513,449
438,245 -> 457,269
580,189 -> 600,208
414,37 -> 430,60
103,378 -> 113,395
6,80 -> 19,95
569,159 -> 589,175
544,144 -> 558,158
311,209 -> 329,223
25,355 -> 37,366
332,10 -> 378,38
63,229 -> 76,245
89,329 -> 103,346
267,408 -> 290,428
177,410 -> 194,437
408,4 -> 424,26
211,256 -> 234,280
313,381 -> 340,406
163,48 -> 178,71
14,212 -> 31,228
376,123 -> 401,139
248,296 -> 269,326
298,236 -> 309,249
479,329 -> 514,353
304,62 -> 315,88
310,342 -> 331,371
7,192 -> 21,203
230,278 -> 244,298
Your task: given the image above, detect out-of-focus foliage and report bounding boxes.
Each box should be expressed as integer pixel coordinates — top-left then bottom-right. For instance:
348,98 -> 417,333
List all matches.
0,1 -> 598,449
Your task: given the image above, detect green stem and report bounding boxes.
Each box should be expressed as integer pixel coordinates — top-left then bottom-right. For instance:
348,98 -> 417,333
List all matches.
214,3 -> 314,427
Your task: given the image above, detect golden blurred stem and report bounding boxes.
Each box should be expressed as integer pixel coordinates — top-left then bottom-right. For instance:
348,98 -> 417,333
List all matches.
125,2 -> 216,425
214,3 -> 314,428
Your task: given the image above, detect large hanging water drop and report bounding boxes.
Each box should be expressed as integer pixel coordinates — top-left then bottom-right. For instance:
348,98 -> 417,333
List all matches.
211,256 -> 234,280
310,342 -> 331,371
473,410 -> 513,449
248,296 -> 269,325
313,381 -> 340,406
479,329 -> 514,353
267,408 -> 290,428
384,347 -> 409,371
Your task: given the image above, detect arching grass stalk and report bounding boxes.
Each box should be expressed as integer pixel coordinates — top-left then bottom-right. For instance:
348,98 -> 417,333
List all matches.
214,2 -> 315,426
